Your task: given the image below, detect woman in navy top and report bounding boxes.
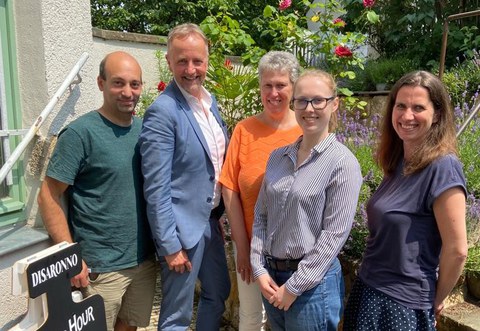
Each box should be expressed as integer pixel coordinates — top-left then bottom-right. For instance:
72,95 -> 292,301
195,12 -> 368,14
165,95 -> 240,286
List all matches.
343,71 -> 468,331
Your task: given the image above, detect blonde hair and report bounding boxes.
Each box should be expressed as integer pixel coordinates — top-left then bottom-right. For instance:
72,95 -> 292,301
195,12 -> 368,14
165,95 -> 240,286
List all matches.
167,23 -> 209,54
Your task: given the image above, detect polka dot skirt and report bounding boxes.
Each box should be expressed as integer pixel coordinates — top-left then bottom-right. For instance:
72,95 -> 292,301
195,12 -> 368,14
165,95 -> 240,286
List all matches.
343,278 -> 436,331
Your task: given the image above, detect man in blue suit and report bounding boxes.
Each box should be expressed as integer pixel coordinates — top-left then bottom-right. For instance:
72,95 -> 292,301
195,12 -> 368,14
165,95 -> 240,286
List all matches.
139,23 -> 231,330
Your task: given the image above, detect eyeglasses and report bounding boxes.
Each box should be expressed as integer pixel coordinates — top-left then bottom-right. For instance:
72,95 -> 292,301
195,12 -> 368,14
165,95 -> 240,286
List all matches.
292,97 -> 335,110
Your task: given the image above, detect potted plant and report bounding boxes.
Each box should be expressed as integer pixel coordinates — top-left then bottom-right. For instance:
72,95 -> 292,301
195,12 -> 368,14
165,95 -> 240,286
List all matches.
465,245 -> 480,300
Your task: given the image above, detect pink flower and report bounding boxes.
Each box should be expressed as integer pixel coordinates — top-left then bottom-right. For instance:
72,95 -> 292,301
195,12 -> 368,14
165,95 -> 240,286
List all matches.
224,59 -> 233,71
157,81 -> 166,92
334,45 -> 353,57
363,0 -> 375,8
333,18 -> 346,28
279,0 -> 292,11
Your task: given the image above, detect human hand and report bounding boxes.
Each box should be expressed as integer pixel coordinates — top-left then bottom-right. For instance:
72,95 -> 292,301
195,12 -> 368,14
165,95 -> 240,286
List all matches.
257,274 -> 279,299
434,300 -> 444,320
269,284 -> 297,311
165,250 -> 192,273
71,259 -> 89,288
236,247 -> 253,284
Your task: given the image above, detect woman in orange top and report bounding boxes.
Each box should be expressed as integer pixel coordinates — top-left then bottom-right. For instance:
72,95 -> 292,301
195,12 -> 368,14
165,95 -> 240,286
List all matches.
219,51 -> 302,331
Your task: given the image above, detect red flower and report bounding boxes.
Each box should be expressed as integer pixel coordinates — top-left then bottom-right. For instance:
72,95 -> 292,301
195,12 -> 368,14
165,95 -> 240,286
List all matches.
278,0 -> 292,11
224,59 -> 233,71
333,18 -> 346,28
334,45 -> 353,57
157,81 -> 166,92
363,0 -> 375,8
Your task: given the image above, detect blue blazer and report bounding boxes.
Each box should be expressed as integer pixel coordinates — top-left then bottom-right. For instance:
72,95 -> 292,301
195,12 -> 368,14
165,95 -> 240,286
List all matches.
139,81 -> 229,257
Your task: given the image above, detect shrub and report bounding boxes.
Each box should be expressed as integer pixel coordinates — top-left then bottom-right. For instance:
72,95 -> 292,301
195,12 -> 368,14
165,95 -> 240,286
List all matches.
135,50 -> 172,118
465,245 -> 480,273
442,50 -> 480,108
363,57 -> 419,90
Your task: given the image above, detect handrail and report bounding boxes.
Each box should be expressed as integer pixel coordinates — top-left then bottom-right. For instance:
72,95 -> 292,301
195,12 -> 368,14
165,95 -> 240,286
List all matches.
457,99 -> 480,137
439,9 -> 480,80
0,52 -> 89,184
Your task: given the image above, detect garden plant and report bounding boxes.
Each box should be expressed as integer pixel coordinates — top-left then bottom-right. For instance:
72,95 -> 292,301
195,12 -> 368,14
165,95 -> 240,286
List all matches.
132,0 -> 480,275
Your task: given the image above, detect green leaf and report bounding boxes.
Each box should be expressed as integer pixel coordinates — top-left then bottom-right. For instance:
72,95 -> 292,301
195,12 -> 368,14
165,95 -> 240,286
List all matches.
345,71 -> 356,79
366,11 -> 379,24
263,5 -> 274,18
338,87 -> 353,96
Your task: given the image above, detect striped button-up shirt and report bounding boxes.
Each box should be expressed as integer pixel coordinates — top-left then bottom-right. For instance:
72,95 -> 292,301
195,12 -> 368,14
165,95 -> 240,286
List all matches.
250,133 -> 363,296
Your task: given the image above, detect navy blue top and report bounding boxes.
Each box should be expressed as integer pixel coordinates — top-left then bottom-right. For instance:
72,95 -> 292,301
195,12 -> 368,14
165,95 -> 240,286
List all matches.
359,154 -> 466,310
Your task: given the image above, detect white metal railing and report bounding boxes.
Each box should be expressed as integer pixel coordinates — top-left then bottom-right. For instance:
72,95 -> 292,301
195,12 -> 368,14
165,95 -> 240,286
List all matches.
457,98 -> 480,137
0,52 -> 89,184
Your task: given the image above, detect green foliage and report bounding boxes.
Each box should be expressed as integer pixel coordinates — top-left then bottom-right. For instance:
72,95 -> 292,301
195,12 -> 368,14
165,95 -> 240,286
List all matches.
155,50 -> 174,84
458,127 -> 480,195
363,57 -> 419,90
465,245 -> 480,272
341,145 -> 382,259
441,52 -> 480,108
196,1 -> 379,130
135,88 -> 158,119
135,51 -> 172,118
343,0 -> 480,69
200,12 -> 258,60
91,0 -> 208,36
200,10 -> 263,131
90,0 -> 304,46
205,58 -> 262,132
252,0 -> 376,110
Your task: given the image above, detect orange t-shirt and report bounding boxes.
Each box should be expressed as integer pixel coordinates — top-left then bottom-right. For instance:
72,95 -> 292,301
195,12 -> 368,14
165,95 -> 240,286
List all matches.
219,116 -> 302,240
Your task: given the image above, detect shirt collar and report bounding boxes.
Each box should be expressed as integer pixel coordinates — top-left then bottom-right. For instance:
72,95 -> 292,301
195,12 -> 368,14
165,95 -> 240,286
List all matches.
175,78 -> 212,108
284,133 -> 337,158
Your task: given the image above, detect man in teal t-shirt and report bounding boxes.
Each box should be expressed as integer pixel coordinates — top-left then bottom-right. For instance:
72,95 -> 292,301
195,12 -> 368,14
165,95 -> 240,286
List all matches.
38,51 -> 156,331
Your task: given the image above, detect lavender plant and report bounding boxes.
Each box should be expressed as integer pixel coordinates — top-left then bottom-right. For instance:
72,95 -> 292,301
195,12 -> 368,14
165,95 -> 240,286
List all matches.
336,108 -> 382,259
456,86 -> 480,247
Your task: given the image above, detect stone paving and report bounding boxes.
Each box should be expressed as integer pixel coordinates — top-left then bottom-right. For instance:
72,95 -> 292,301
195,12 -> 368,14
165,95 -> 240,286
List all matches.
138,278 -> 238,331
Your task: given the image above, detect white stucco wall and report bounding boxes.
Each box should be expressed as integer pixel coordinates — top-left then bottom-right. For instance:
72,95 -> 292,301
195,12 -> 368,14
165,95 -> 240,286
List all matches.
1,1 -> 166,328
1,0 -> 96,328
15,0 -> 97,230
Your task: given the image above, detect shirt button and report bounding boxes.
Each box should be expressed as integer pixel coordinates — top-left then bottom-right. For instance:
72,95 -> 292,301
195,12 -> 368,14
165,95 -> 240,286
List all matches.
206,197 -> 212,203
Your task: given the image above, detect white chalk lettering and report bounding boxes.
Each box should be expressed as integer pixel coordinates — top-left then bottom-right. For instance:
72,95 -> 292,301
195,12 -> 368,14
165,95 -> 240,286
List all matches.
30,253 -> 79,287
67,306 -> 95,331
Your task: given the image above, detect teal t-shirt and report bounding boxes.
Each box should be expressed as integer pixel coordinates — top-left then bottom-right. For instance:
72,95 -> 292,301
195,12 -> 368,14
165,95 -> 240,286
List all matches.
46,111 -> 154,273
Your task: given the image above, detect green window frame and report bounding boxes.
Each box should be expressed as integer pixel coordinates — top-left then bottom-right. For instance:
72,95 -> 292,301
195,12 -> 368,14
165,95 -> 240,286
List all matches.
0,0 -> 26,227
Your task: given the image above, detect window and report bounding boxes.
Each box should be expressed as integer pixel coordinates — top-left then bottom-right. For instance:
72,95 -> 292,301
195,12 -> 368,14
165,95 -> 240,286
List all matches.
0,0 -> 26,226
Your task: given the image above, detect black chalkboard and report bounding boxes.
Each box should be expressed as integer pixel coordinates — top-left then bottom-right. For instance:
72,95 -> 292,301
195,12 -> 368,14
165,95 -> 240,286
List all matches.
25,243 -> 107,331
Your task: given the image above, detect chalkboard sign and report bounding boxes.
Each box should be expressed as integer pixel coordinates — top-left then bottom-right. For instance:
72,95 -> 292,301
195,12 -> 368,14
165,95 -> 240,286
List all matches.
24,243 -> 107,331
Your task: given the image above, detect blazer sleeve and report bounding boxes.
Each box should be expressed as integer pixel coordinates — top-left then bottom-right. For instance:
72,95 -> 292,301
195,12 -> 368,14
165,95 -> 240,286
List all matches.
139,97 -> 182,256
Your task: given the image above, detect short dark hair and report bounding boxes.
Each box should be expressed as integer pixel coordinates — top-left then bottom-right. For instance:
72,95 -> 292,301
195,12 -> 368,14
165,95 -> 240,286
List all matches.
99,56 -> 108,80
